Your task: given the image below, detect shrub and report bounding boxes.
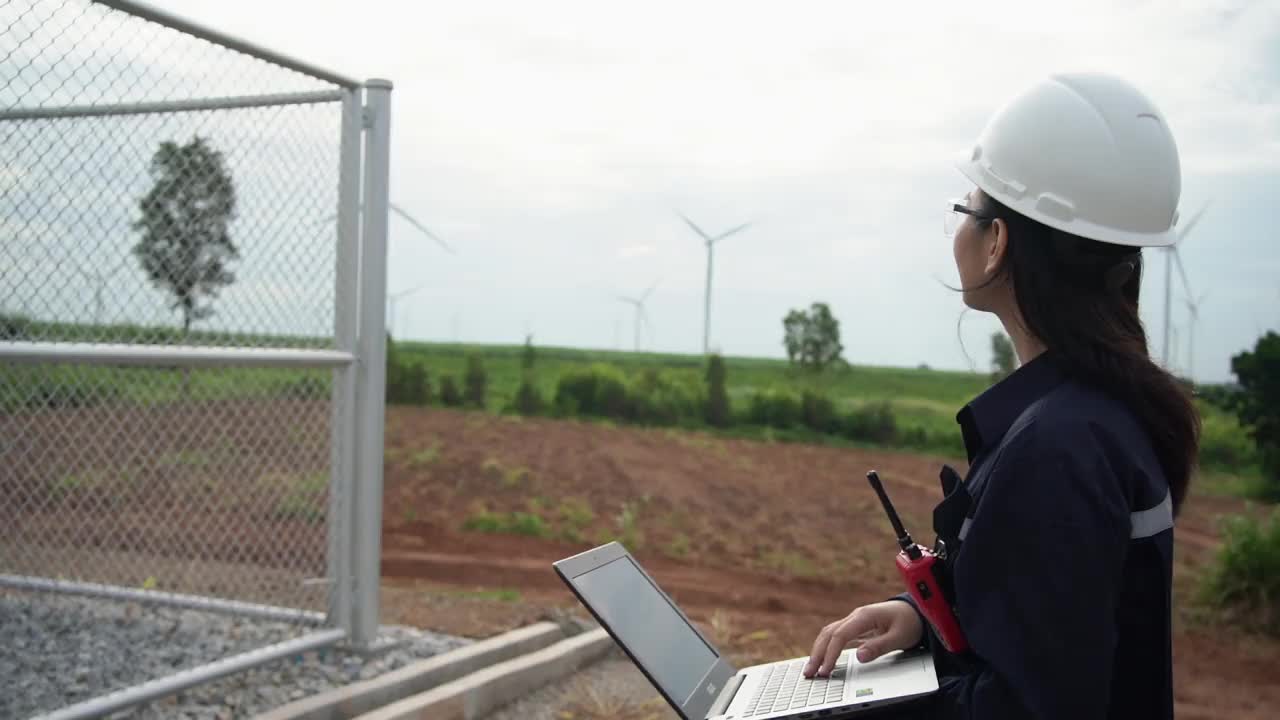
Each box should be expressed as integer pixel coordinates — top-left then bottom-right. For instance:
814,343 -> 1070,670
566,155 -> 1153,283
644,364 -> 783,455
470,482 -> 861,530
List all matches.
631,369 -> 703,426
522,334 -> 536,371
439,375 -> 463,407
463,354 -> 487,408
705,354 -> 731,428
276,374 -> 328,401
1228,332 -> 1280,499
554,367 -> 596,417
593,366 -> 631,419
800,391 -> 837,434
843,402 -> 898,444
747,388 -> 802,429
0,312 -> 33,340
554,364 -> 631,419
463,509 -> 550,538
1199,511 -> 1280,635
512,375 -> 544,416
1199,410 -> 1260,474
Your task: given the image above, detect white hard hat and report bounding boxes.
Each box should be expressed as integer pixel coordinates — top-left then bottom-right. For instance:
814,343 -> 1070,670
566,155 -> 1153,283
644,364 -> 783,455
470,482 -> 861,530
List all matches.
956,73 -> 1182,248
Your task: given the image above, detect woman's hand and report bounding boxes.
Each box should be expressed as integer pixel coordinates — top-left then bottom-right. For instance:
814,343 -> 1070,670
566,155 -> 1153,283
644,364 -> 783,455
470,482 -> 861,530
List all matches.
803,601 -> 925,678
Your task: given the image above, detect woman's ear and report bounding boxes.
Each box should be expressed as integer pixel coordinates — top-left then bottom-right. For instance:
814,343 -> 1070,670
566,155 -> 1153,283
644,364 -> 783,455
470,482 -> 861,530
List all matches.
983,218 -> 1009,277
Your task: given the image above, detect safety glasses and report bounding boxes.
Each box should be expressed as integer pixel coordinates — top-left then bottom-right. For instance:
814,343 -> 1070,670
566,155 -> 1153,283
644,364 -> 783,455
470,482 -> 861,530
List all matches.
943,199 -> 994,237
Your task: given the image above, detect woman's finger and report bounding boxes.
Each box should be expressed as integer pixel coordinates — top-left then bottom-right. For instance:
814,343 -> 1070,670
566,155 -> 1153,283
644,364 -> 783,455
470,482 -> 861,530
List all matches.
803,624 -> 835,677
818,613 -> 872,677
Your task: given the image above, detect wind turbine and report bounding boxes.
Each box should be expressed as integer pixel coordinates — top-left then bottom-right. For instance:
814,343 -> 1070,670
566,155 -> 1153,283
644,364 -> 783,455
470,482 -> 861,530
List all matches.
678,212 -> 751,355
387,281 -> 432,338
1161,203 -> 1208,371
617,280 -> 658,353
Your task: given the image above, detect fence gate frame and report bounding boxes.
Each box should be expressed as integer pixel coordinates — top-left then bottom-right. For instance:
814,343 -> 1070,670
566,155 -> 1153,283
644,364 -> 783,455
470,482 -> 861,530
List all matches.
0,1 -> 392,717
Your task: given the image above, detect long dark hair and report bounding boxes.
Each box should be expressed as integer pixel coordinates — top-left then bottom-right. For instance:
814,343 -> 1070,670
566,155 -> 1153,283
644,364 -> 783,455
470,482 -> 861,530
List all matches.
974,190 -> 1200,516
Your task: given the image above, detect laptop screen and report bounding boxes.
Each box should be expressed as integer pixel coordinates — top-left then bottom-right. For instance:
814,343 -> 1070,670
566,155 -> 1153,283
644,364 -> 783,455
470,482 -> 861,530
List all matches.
573,555 -> 719,703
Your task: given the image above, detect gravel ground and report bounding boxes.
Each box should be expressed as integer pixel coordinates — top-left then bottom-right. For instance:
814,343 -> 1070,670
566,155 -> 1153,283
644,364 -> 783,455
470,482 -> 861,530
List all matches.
2,592 -> 469,720
485,652 -> 677,720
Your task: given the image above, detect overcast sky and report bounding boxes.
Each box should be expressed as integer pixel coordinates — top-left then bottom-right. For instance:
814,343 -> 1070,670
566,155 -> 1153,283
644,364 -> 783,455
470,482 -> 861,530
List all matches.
154,1 -> 1277,380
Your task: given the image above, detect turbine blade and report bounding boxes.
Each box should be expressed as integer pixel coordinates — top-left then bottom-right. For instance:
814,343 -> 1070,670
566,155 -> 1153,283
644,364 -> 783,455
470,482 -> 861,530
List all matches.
641,279 -> 660,302
714,222 -> 752,243
390,203 -> 456,254
677,211 -> 713,242
1172,248 -> 1193,300
1176,202 -> 1210,242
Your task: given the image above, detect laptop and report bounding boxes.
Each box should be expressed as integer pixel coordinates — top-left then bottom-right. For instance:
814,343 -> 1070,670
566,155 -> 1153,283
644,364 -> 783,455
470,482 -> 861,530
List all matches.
553,542 -> 938,720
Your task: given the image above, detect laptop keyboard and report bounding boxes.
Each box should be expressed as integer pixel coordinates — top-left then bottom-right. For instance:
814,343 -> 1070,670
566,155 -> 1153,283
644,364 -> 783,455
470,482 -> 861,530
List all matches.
743,654 -> 848,717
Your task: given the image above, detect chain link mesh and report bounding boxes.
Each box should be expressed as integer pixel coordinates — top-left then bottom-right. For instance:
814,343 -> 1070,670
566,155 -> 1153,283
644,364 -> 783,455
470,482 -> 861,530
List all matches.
1,2 -> 355,703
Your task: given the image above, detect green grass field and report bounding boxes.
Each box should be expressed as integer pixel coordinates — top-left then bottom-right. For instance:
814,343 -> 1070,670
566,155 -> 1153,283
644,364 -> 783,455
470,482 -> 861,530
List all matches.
0,317 -> 1261,482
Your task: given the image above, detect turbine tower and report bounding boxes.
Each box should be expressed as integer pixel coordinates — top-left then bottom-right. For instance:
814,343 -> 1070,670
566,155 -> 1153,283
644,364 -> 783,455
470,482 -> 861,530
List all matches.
678,212 -> 750,354
1162,203 -> 1208,370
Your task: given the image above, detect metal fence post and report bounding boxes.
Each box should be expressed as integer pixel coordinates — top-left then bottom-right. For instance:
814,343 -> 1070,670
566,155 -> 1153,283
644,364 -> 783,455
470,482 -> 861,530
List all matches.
327,86 -> 363,636
351,78 -> 393,647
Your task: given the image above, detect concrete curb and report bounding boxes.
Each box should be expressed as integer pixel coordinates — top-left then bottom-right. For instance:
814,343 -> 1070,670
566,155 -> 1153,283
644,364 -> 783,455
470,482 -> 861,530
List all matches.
353,628 -> 614,720
256,622 -> 565,720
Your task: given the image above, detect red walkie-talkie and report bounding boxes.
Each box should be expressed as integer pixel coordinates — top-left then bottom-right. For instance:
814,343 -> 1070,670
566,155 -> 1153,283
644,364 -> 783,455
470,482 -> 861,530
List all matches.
866,470 -> 969,654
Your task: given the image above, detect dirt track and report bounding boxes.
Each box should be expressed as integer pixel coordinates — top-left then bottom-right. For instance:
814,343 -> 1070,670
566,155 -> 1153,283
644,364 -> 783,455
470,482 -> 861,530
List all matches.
380,407 -> 1280,719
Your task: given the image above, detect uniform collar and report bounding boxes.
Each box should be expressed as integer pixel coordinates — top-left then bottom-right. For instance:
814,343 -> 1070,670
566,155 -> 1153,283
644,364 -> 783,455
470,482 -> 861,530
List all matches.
957,351 -> 1067,462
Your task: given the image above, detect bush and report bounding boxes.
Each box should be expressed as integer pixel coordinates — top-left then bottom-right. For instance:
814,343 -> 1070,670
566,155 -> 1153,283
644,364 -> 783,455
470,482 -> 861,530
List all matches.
1199,511 -> 1280,635
800,391 -> 838,434
1199,410 -> 1260,474
1228,332 -> 1280,499
705,354 -> 731,428
439,375 -> 463,407
0,312 -> 33,340
512,375 -> 544,416
385,351 -> 431,406
276,374 -> 328,401
843,402 -> 898,444
631,369 -> 704,426
463,509 -> 550,538
0,366 -> 121,412
747,388 -> 802,429
464,354 -> 487,408
554,364 -> 632,419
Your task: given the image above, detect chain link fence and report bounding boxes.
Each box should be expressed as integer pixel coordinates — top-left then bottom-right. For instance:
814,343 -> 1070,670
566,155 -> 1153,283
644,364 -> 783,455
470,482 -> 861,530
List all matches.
1,1 -> 390,716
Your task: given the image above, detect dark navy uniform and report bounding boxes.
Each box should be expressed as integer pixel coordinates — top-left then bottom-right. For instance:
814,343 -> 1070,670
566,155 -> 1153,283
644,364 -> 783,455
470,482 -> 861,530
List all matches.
899,351 -> 1175,719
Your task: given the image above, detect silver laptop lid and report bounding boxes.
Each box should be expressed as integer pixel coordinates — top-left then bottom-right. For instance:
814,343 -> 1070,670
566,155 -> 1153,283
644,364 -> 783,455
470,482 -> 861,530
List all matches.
554,542 -> 737,720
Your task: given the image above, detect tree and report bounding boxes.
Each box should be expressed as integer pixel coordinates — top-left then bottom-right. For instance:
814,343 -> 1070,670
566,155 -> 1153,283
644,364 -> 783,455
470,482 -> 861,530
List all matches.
440,375 -> 463,407
1230,332 -> 1280,499
522,334 -> 537,371
781,302 -> 845,371
464,354 -> 488,408
783,310 -> 806,365
991,332 -> 1016,382
705,353 -> 731,427
133,136 -> 238,335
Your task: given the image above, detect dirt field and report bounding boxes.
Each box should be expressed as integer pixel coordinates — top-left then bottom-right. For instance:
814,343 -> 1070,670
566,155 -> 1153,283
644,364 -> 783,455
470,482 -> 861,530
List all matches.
380,407 -> 1280,719
5,399 -> 1276,718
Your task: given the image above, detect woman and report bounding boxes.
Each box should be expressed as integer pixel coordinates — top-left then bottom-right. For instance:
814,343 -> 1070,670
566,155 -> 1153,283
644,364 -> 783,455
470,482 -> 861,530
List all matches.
804,73 -> 1200,719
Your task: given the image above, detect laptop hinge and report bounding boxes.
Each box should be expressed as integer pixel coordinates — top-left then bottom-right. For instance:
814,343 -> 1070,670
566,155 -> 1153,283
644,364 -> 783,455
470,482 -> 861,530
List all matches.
706,673 -> 746,719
